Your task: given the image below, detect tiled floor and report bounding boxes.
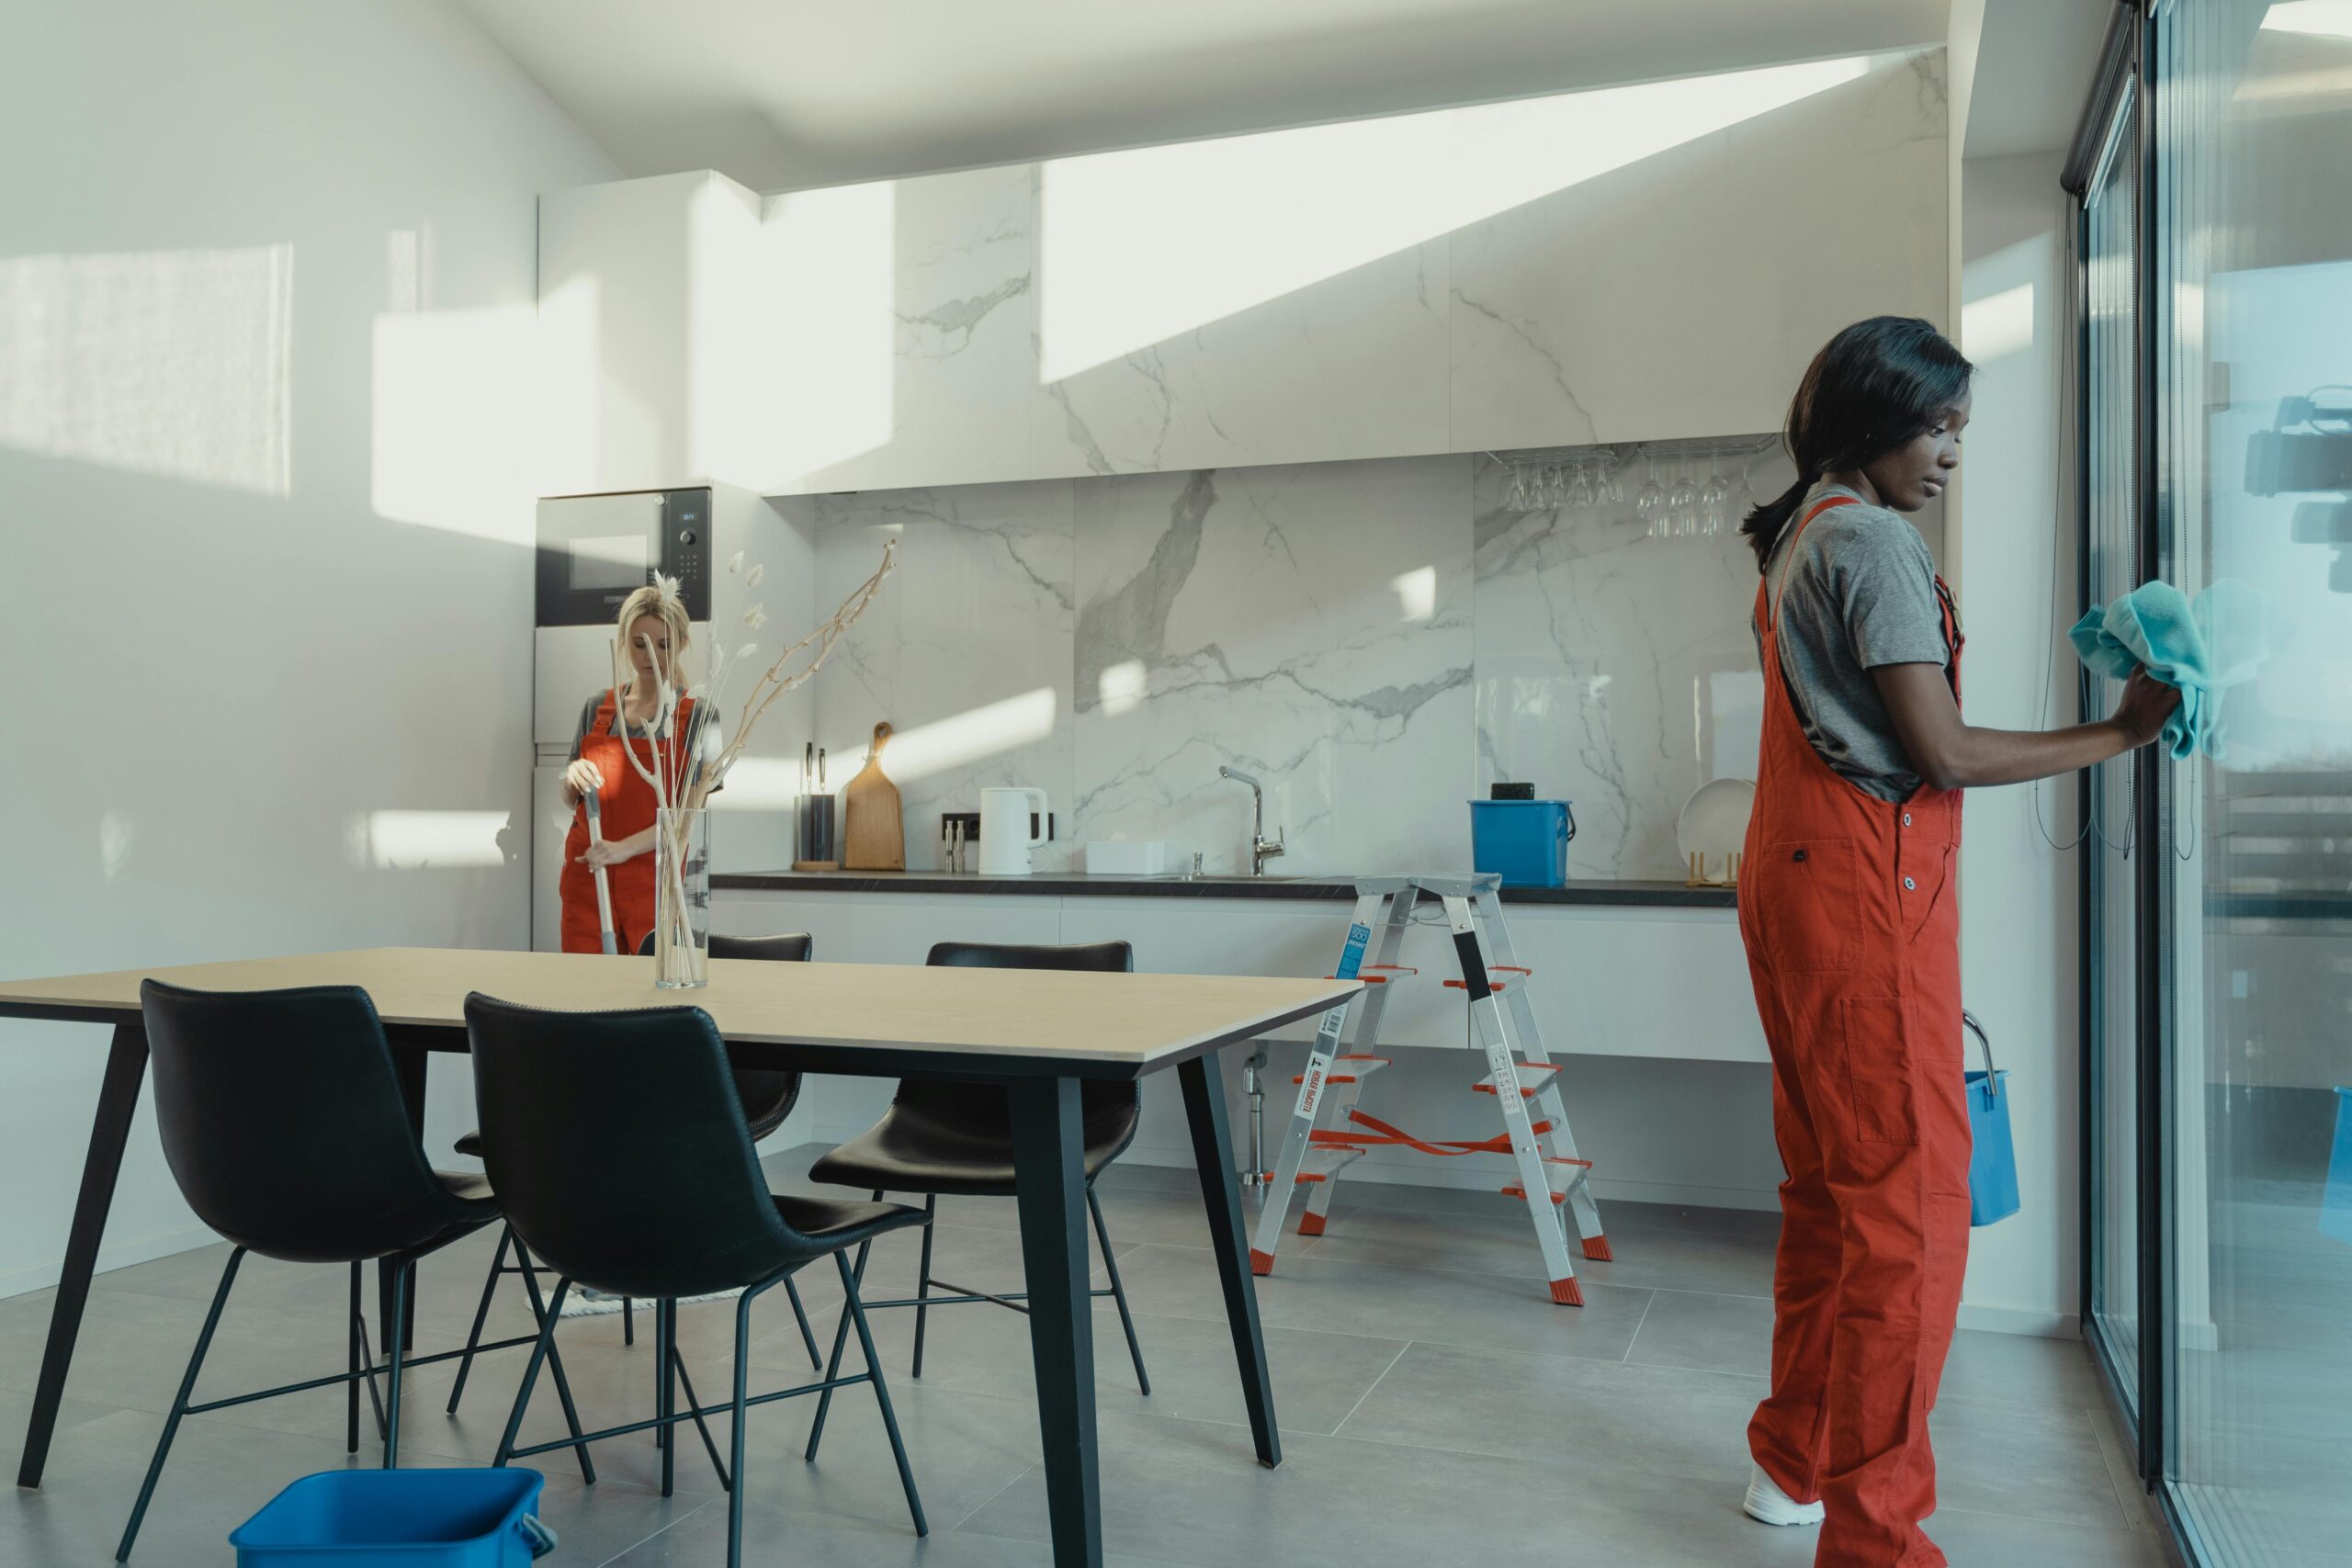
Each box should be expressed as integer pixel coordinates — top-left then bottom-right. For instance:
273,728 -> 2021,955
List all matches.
0,1148 -> 2168,1566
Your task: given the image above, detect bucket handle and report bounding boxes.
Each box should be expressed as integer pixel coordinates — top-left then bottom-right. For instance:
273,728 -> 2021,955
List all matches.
1561,801 -> 1577,844
518,1516 -> 560,1560
1962,1010 -> 1998,1104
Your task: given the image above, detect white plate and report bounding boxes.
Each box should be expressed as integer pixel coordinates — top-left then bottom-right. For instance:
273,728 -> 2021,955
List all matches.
1676,777 -> 1757,861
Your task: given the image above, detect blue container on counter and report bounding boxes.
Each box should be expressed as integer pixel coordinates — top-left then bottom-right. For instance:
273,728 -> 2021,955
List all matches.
1469,800 -> 1575,888
1962,1013 -> 2019,1227
229,1468 -> 556,1567
2324,1088 -> 2352,1247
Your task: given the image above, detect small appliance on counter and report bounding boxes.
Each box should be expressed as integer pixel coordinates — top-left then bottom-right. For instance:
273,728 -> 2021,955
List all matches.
1470,786 -> 1575,887
976,787 -> 1051,874
793,742 -> 837,870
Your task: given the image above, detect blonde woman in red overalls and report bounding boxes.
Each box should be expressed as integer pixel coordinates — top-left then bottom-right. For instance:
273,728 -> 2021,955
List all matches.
1734,318 -> 2177,1566
558,583 -> 713,956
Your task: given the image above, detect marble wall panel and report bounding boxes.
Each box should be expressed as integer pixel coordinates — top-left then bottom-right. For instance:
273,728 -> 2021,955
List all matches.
1070,456 -> 1474,875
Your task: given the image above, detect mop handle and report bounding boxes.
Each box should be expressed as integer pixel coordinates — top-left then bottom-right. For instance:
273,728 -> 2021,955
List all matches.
582,789 -> 619,956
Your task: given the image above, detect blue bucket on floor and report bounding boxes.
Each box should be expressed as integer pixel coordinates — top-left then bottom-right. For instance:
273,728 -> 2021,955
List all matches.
230,1469 -> 556,1566
2324,1088 -> 2352,1247
1962,1012 -> 2019,1227
1470,799 -> 1575,887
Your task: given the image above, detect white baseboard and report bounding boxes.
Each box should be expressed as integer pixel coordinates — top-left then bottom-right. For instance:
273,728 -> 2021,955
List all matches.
0,1224 -> 219,1302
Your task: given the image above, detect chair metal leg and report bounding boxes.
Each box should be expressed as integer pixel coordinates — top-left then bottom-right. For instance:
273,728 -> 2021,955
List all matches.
670,1341 -> 732,1491
783,1277 -> 822,1371
117,1247 -> 243,1562
381,1259 -> 410,1469
911,1194 -> 937,1380
623,1295 -> 635,1347
803,1235 -> 872,1463
653,1297 -> 667,1454
346,1260 -> 363,1453
350,1285 -> 388,1442
494,1276 -> 570,1470
513,1246 -> 596,1484
658,1299 -> 674,1496
724,1283 -> 777,1568
840,1253 -> 929,1537
1089,1188 -> 1152,1396
445,1224 -> 512,1415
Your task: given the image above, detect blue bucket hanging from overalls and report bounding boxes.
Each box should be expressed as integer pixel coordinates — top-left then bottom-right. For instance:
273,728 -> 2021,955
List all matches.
1962,1010 -> 2019,1226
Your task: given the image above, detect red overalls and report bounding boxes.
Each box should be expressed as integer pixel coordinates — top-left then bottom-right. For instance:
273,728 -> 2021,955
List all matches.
1738,495 -> 1972,1567
558,691 -> 698,956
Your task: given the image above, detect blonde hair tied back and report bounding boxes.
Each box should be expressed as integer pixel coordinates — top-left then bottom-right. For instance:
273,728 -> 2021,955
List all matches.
614,582 -> 693,689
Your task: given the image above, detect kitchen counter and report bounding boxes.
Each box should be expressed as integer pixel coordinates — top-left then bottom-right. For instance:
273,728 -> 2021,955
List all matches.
712,868 -> 1736,909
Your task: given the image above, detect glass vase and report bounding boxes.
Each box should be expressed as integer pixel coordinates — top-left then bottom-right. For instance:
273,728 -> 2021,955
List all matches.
653,807 -> 711,988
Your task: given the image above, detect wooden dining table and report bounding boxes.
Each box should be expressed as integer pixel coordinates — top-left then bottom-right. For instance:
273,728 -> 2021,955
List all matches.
0,946 -> 1359,1566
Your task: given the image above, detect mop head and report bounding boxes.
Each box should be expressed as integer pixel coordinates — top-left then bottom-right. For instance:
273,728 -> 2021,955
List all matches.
559,1285 -> 745,1318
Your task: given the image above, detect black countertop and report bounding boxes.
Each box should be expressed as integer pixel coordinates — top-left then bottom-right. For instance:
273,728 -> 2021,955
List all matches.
712,868 -> 1736,909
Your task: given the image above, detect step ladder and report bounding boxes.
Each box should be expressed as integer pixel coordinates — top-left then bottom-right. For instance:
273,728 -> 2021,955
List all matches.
1248,874 -> 1611,1303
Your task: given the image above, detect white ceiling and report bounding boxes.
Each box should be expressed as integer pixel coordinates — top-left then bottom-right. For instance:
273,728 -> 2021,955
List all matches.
456,0 -> 1958,191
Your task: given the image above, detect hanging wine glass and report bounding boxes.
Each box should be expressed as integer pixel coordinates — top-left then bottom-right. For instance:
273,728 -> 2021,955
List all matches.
1700,460 -> 1732,536
1508,463 -> 1530,511
1598,455 -> 1624,507
1635,452 -> 1666,538
1669,456 -> 1700,536
1568,458 -> 1595,513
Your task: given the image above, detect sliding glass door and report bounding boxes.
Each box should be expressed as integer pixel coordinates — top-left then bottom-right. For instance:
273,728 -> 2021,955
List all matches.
2081,66 -> 2144,1422
2081,3 -> 2352,1562
2154,1 -> 2352,1560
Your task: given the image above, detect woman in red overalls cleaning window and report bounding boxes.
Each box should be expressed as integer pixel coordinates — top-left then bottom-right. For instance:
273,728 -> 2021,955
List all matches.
558,582 -> 718,955
1735,316 -> 2176,1566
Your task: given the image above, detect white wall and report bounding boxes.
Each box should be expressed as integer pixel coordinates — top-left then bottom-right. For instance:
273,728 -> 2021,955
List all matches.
0,0 -> 617,1297
1954,151 -> 2082,1336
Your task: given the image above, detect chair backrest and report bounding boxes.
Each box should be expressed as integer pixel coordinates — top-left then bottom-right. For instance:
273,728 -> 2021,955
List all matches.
139,979 -> 460,1263
463,993 -> 806,1298
634,931 -> 810,1135
901,941 -> 1140,1132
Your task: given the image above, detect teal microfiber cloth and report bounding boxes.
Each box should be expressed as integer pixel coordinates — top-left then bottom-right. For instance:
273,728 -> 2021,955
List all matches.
2070,579 -> 2284,761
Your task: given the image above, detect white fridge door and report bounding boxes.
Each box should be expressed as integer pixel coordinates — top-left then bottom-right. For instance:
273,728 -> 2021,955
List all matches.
531,765 -> 572,953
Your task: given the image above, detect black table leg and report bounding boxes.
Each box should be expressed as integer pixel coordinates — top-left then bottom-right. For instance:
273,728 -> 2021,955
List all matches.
1007,1077 -> 1102,1568
380,1041 -> 427,1356
17,1022 -> 148,1489
1179,1047 -> 1281,1468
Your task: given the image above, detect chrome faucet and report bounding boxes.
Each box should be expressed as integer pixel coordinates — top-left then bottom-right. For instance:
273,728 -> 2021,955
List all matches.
1218,766 -> 1286,875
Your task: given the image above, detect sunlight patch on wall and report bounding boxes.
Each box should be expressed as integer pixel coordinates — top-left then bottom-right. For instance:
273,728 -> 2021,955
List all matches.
357,810 -> 510,870
1962,281 -> 2036,365
878,687 -> 1058,782
372,303 -> 535,542
2262,1 -> 2352,39
0,244 -> 292,492
1097,660 -> 1148,716
709,755 -> 799,810
1391,567 -> 1438,623
764,180 -> 894,481
1039,56 -> 1874,381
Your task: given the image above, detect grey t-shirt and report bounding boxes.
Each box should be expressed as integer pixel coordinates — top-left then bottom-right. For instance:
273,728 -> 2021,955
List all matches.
1753,483 -> 1949,802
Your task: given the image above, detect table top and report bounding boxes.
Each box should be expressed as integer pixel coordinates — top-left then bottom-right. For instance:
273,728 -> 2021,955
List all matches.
0,947 -> 1359,1076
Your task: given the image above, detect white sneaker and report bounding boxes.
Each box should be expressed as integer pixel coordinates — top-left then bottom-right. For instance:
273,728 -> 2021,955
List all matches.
1743,1462 -> 1826,1527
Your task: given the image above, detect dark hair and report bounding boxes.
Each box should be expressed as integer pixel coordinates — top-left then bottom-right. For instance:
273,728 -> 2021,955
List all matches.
1741,315 -> 1973,570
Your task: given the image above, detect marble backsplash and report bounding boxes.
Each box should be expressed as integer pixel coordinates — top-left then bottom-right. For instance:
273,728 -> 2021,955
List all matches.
787,445 -> 1805,879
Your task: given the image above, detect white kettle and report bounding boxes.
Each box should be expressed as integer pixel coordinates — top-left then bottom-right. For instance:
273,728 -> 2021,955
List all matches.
977,787 -> 1049,875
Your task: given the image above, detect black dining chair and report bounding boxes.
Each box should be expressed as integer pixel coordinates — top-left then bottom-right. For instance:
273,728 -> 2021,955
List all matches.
804,939 -> 1151,1417
444,931 -> 826,1422
465,992 -> 929,1568
116,980 -> 591,1562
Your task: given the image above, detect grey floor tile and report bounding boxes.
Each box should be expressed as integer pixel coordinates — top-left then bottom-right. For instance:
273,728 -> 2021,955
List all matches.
756,1290 -> 1404,1438
1926,1506 -> 2173,1567
2088,1397 -> 2158,1532
1940,1326 -> 2109,1413
961,1409 -> 1825,1568
1929,1395 -> 2130,1529
1303,1200 -> 1778,1297
1337,1339 -> 1760,1483
1624,1287 -> 1773,1376
601,1495 -> 1187,1567
1111,1243 -> 1654,1362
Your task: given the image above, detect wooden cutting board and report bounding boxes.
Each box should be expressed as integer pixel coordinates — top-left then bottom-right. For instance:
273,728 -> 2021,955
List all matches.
839,721 -> 905,871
